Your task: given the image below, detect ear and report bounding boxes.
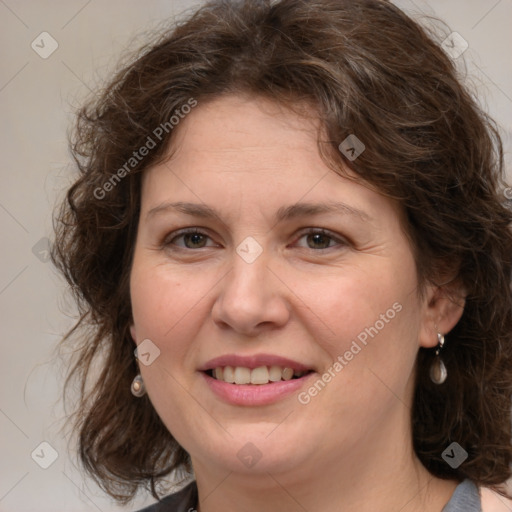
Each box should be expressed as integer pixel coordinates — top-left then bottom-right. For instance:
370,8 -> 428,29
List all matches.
418,280 -> 466,349
130,324 -> 138,345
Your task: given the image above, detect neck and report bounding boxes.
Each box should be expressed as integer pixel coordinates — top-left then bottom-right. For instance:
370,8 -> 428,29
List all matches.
194,471 -> 456,512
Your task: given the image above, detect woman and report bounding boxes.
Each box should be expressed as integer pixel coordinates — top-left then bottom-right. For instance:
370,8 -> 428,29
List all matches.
52,0 -> 512,510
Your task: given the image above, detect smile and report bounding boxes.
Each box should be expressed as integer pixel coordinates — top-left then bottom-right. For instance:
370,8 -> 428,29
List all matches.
200,354 -> 316,406
207,365 -> 310,384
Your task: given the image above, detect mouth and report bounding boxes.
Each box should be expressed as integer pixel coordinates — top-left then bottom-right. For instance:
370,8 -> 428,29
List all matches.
199,354 -> 316,406
205,365 -> 313,385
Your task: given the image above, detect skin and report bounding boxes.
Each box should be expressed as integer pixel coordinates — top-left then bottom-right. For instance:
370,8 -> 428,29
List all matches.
129,94 -> 466,512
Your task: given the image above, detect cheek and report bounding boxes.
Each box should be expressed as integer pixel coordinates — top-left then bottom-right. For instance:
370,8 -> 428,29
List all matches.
295,266 -> 410,345
290,254 -> 421,392
130,261 -> 219,380
292,270 -> 421,427
129,265 -> 212,441
131,264 -> 195,341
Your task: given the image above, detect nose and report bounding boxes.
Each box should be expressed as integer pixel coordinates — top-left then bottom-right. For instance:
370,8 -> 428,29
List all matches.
211,250 -> 291,337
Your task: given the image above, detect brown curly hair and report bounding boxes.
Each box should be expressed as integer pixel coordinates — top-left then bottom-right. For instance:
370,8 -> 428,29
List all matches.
52,0 -> 512,503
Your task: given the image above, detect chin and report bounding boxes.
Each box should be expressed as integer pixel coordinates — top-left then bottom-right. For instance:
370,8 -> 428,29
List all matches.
191,423 -> 317,477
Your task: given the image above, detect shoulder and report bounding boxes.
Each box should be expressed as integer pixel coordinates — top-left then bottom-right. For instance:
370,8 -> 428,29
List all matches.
481,486 -> 512,512
443,480 -> 481,511
135,481 -> 197,512
133,480 -> 512,512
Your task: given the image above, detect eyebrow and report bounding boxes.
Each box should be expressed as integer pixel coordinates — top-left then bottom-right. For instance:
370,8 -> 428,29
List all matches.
146,201 -> 371,223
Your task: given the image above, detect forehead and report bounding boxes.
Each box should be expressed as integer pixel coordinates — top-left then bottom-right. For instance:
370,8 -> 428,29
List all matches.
143,95 -> 333,195
168,95 -> 325,175
139,94 -> 401,226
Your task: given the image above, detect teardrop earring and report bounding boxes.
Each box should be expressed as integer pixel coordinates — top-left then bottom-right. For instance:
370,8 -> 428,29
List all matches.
131,373 -> 146,397
430,332 -> 447,384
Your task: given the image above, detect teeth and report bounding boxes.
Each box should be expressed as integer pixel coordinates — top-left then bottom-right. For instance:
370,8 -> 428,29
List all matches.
211,365 -> 307,384
269,365 -> 283,382
282,367 -> 294,380
251,366 -> 269,384
234,367 -> 251,385
223,366 -> 235,383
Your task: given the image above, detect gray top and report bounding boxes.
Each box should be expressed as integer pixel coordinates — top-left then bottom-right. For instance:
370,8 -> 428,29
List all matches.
136,478 -> 482,511
442,479 -> 482,511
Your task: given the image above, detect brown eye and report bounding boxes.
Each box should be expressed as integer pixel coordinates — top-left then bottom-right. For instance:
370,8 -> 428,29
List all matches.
295,229 -> 346,250
166,229 -> 215,249
182,232 -> 207,248
305,232 -> 333,249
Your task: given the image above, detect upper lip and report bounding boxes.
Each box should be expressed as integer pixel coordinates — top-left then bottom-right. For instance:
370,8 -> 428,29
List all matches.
199,354 -> 313,372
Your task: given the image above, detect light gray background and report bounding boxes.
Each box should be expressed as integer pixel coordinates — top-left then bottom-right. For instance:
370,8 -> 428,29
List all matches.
1,1 -> 511,511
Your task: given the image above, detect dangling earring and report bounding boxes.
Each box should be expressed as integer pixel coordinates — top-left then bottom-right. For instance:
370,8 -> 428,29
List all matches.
430,332 -> 447,384
131,373 -> 146,397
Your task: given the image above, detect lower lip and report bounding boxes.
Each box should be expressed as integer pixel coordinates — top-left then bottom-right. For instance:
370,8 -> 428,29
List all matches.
202,372 -> 314,406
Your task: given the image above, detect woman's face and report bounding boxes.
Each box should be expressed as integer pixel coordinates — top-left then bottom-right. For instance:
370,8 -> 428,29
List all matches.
129,94 -> 448,479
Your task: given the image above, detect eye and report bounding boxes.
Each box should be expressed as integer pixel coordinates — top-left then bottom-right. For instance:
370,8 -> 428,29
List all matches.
165,229 -> 217,249
294,229 -> 346,250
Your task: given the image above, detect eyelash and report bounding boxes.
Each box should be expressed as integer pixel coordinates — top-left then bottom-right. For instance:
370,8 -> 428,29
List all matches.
163,227 -> 347,251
